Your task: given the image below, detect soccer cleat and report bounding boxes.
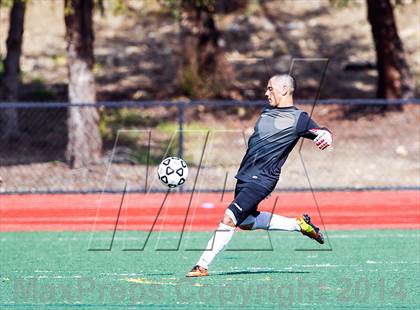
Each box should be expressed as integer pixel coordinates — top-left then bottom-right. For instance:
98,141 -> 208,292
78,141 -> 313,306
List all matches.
186,265 -> 209,277
296,214 -> 324,244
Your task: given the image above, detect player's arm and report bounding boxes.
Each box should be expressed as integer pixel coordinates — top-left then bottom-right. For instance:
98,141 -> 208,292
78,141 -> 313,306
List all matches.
296,112 -> 333,150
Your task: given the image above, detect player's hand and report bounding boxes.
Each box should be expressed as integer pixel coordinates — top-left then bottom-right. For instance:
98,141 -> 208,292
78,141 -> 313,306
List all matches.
309,129 -> 332,150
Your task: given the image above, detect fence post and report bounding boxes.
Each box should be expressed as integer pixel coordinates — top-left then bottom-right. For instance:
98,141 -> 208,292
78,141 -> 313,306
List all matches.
178,102 -> 185,160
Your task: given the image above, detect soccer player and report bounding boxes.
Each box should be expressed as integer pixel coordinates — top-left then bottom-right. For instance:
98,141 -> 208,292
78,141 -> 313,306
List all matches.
187,74 -> 333,277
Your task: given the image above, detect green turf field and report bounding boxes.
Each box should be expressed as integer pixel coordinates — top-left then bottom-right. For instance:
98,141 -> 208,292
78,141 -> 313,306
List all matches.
1,230 -> 419,309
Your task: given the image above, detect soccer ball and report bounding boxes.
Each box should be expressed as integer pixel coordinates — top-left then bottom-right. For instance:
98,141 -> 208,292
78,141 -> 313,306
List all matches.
157,157 -> 188,188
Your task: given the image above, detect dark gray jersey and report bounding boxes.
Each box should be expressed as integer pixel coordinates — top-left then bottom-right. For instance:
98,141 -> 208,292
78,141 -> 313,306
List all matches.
235,105 -> 320,190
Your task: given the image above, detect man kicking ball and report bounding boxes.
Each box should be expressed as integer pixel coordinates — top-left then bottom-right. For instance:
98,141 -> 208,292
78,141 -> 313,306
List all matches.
187,74 -> 333,277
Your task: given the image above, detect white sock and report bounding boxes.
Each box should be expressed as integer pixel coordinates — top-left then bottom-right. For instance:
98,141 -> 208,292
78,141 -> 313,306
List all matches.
267,213 -> 300,231
196,222 -> 235,269
242,212 -> 300,231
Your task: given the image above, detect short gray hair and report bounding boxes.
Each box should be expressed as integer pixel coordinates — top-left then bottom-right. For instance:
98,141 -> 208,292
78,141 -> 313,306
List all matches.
270,74 -> 296,94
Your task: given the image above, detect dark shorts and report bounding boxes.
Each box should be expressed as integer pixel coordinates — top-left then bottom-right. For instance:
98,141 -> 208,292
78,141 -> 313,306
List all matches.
227,180 -> 273,226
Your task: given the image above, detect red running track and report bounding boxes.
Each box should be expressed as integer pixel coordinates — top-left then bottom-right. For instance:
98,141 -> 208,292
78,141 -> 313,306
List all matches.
0,191 -> 419,231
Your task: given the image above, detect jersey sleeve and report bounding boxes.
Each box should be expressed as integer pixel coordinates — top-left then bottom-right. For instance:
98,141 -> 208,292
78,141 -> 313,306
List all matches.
296,112 -> 320,140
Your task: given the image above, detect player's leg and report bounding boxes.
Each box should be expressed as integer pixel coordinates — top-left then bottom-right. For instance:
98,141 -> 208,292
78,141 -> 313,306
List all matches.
239,211 -> 300,231
186,182 -> 269,277
186,211 -> 236,277
239,212 -> 324,244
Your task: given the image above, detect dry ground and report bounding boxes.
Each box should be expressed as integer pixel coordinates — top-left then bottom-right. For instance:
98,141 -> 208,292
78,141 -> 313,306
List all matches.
0,1 -> 419,192
0,104 -> 418,192
0,0 -> 419,100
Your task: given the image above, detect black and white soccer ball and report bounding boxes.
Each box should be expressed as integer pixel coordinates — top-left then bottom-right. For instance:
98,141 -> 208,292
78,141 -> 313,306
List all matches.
157,157 -> 188,188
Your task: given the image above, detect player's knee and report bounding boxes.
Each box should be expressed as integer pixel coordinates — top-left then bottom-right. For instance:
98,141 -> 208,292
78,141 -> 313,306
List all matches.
237,214 -> 256,230
221,214 -> 236,227
238,223 -> 253,230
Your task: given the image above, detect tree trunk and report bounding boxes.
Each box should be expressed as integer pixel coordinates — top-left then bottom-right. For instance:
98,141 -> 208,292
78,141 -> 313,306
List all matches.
366,0 -> 414,99
64,0 -> 102,168
179,1 -> 233,98
182,9 -> 220,71
1,0 -> 25,140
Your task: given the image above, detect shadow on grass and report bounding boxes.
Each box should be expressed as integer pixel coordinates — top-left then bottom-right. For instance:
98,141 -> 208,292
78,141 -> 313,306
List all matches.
145,272 -> 175,276
215,270 -> 310,276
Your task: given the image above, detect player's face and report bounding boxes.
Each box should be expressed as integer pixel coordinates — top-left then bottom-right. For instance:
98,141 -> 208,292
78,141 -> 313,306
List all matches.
265,81 -> 280,106
265,80 -> 290,106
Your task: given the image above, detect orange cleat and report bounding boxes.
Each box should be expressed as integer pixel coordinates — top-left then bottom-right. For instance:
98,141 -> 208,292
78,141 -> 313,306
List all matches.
186,265 -> 209,277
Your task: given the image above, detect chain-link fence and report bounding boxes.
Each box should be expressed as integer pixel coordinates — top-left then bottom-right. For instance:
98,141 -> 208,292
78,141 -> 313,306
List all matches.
0,100 -> 419,193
